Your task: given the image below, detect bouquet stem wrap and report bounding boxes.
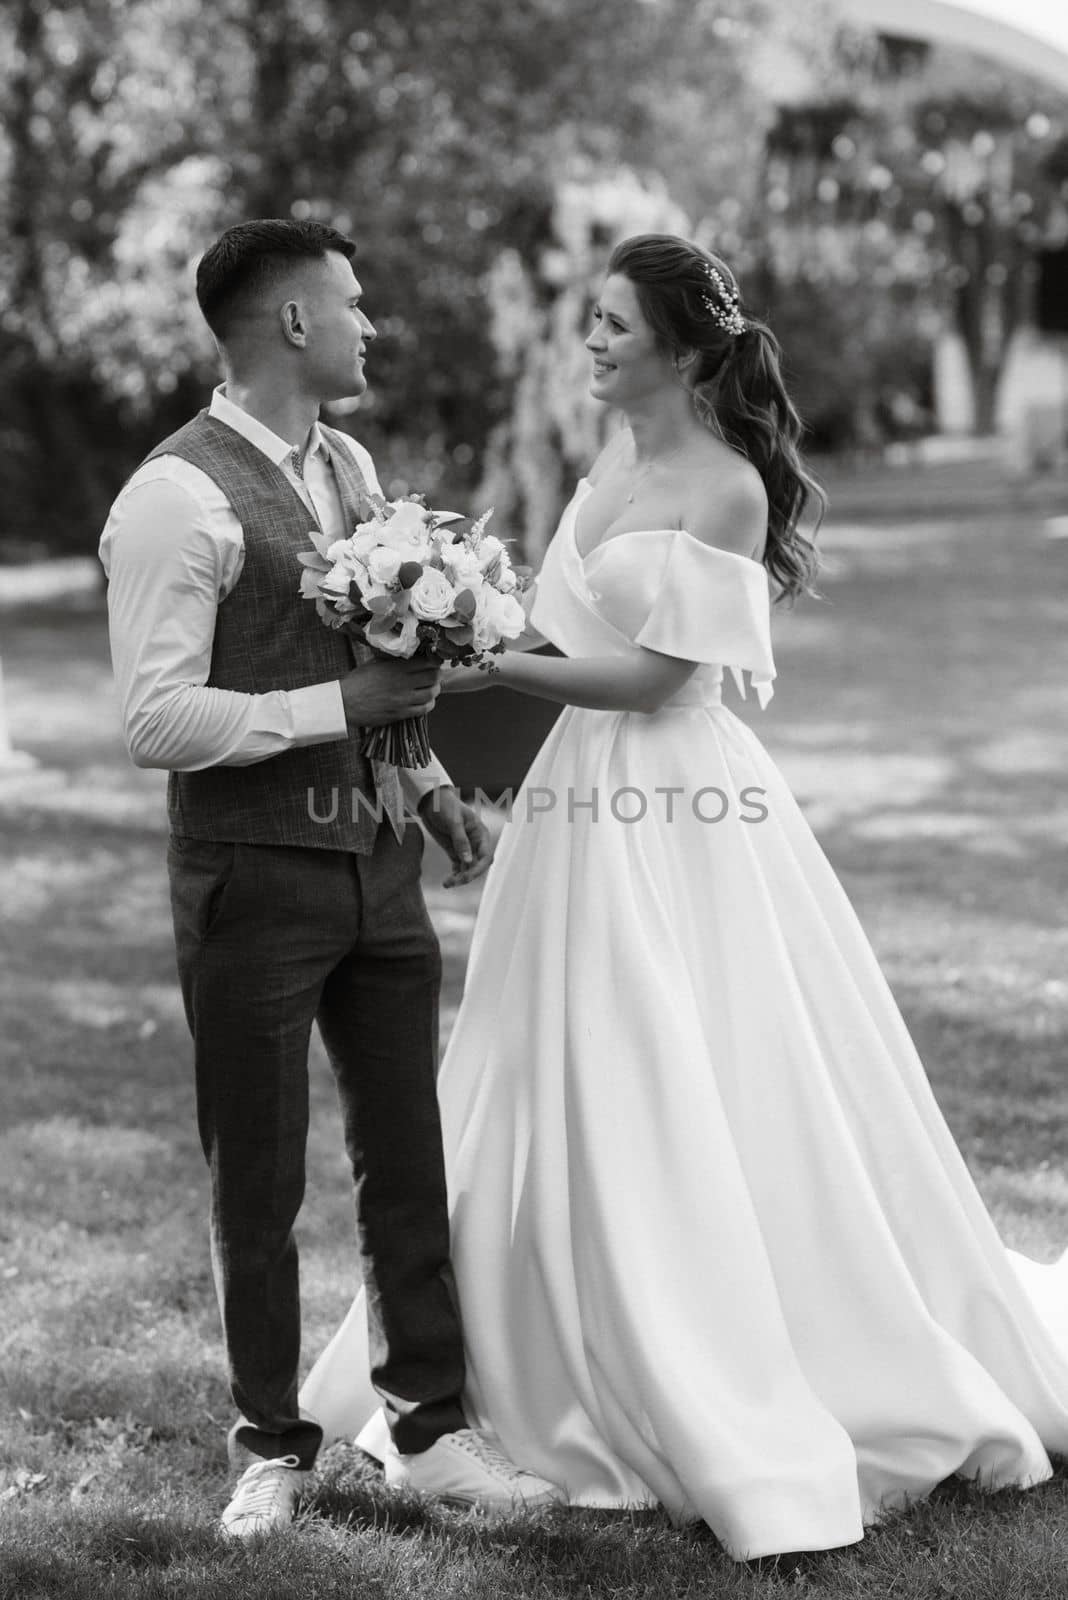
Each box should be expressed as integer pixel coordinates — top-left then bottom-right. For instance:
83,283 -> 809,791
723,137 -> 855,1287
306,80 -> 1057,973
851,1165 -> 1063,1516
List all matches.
361,713 -> 433,769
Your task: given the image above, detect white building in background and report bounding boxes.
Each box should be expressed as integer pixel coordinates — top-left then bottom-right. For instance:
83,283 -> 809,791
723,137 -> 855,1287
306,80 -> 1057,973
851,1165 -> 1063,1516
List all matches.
841,0 -> 1068,94
839,0 -> 1068,461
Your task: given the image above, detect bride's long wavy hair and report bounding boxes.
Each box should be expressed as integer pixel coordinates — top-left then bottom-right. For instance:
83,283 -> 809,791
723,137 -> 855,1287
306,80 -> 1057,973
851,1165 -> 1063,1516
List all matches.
607,235 -> 824,605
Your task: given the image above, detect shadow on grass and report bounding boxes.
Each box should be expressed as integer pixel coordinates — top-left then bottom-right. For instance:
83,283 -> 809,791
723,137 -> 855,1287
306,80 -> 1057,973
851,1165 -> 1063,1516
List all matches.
1,1458 -> 1066,1600
2,480 -> 1068,1600
310,1450 -> 735,1595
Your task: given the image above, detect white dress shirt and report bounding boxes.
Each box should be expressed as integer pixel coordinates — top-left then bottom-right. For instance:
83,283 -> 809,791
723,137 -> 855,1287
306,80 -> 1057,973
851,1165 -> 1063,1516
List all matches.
99,386 -> 450,805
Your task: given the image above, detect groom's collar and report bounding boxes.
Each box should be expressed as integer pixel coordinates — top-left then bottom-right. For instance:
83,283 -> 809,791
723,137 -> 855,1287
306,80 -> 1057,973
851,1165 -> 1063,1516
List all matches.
209,385 -> 330,470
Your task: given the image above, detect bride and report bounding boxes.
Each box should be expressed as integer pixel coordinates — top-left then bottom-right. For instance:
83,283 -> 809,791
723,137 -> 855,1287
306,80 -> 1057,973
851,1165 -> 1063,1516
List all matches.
302,233 -> 1068,1560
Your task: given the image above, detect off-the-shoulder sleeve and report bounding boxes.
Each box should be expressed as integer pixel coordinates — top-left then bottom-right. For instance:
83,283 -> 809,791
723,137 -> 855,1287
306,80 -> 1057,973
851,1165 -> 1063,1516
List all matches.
633,530 -> 776,707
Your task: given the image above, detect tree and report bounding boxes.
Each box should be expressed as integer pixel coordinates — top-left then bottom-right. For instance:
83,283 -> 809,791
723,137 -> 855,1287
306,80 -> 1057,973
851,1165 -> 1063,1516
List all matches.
0,0 -> 798,552
759,32 -> 1068,438
0,0 -> 239,552
477,169 -> 693,561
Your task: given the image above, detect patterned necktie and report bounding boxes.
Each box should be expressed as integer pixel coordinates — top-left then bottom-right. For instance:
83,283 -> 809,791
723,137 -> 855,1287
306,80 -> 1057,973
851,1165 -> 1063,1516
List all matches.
300,439 -> 406,845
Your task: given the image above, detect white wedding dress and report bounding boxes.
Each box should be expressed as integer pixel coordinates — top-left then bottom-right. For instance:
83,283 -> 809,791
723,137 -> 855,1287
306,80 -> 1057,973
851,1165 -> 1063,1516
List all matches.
302,479 -> 1068,1559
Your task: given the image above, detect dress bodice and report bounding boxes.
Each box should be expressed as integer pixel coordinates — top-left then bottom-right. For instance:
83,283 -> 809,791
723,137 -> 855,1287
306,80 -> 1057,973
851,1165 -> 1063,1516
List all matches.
528,479 -> 776,709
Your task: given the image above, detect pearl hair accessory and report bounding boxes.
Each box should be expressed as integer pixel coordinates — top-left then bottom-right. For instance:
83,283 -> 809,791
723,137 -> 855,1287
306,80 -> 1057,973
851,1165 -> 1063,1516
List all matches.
700,261 -> 746,338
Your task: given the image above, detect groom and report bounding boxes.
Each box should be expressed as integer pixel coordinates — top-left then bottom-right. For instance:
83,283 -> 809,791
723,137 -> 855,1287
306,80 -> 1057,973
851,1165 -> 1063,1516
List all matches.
100,218 -> 560,1535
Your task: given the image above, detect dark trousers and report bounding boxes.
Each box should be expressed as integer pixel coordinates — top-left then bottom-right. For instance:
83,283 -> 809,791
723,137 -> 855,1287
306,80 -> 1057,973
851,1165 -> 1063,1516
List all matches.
167,821 -> 467,1471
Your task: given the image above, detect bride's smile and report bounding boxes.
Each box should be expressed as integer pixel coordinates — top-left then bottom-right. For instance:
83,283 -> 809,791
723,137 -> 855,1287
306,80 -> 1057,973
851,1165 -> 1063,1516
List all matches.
585,273 -> 675,404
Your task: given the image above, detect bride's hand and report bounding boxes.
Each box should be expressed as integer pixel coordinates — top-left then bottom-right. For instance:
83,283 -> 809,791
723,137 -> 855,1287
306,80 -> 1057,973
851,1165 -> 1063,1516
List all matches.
440,663 -> 494,693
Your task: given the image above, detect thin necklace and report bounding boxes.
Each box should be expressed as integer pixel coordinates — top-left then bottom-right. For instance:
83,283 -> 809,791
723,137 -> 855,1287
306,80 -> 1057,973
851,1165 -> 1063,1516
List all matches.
625,444 -> 688,504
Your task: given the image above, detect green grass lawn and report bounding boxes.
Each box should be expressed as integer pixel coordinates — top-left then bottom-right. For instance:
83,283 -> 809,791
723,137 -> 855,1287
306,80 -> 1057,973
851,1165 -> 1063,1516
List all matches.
1,458 -> 1067,1597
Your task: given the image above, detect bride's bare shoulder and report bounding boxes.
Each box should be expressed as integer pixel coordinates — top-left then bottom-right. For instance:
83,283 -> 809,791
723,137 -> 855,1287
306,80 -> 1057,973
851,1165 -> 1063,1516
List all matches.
586,427 -> 632,487
683,454 -> 768,560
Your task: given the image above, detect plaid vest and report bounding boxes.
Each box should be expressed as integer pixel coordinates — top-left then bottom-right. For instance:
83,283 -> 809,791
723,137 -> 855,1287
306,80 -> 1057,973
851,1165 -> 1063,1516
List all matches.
144,410 -> 385,852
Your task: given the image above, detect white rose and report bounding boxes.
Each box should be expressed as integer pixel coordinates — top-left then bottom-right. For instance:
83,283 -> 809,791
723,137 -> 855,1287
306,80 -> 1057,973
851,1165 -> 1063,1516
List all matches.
495,590 -> 526,636
442,547 -> 485,591
367,546 -> 404,586
320,559 -> 358,598
409,566 -> 458,622
478,536 -> 505,570
351,526 -> 380,560
370,612 -> 421,657
321,539 -> 364,579
495,564 -> 518,593
377,501 -> 432,554
473,585 -> 525,649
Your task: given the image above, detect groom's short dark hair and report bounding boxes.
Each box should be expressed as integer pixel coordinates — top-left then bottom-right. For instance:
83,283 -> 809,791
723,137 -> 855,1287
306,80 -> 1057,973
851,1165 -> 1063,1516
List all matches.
196,219 -> 357,342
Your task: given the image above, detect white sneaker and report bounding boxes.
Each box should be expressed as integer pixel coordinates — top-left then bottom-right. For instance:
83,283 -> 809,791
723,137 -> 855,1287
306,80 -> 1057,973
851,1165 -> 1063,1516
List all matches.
220,1453 -> 309,1538
384,1428 -> 564,1508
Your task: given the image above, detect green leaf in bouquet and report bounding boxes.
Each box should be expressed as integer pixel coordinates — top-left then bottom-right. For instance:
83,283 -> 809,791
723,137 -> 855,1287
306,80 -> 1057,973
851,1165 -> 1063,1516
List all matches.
297,550 -> 331,570
397,561 -> 423,589
305,526 -> 338,559
447,624 -> 474,648
365,594 -> 395,617
355,490 -> 388,523
366,616 -> 404,644
453,588 -> 477,620
299,568 -> 326,598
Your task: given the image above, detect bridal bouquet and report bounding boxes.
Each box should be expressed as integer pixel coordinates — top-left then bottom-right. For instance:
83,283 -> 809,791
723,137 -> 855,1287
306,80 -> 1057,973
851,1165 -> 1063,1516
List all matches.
298,490 -> 528,766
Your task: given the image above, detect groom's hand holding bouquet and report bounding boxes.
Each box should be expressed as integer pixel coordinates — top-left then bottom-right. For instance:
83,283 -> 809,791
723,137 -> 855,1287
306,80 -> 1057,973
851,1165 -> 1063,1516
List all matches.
299,490 -> 528,768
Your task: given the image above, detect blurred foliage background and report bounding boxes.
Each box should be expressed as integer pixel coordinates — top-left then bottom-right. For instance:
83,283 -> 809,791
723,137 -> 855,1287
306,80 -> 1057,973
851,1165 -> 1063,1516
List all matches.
2,0 -> 1067,558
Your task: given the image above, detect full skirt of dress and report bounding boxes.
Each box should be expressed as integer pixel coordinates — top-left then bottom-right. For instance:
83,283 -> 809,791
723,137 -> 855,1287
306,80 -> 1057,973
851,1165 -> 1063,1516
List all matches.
301,697 -> 1068,1560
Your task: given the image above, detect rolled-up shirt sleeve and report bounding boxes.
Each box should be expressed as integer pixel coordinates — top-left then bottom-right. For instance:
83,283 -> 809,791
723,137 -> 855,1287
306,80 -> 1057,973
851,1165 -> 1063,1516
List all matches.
100,474 -> 349,770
